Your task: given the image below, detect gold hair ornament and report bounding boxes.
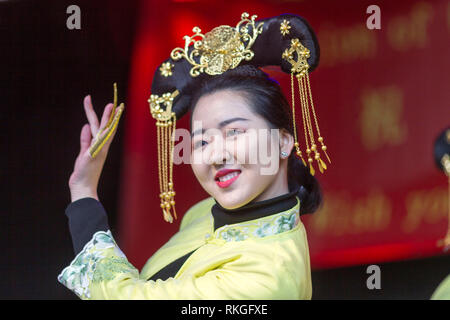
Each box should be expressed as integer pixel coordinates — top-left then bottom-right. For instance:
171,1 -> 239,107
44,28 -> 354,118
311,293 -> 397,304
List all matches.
280,20 -> 291,36
170,12 -> 264,77
160,62 -> 174,77
282,38 -> 331,176
148,90 -> 179,223
89,83 -> 125,158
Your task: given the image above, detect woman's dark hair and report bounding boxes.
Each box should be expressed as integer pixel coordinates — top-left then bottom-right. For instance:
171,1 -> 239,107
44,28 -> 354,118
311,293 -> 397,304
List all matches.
188,65 -> 323,215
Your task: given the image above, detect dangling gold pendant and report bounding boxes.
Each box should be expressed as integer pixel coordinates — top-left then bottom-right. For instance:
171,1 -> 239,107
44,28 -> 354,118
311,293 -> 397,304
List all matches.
309,161 -> 315,176
283,38 -> 331,176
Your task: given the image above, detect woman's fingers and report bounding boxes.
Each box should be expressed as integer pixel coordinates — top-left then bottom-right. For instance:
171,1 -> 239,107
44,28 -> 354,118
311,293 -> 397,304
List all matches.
109,105 -> 124,140
84,95 -> 100,137
87,103 -> 123,158
79,123 -> 92,155
99,103 -> 114,132
100,104 -> 123,145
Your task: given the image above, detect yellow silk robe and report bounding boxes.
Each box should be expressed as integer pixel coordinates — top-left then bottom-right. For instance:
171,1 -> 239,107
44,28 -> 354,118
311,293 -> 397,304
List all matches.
58,196 -> 312,299
431,274 -> 450,300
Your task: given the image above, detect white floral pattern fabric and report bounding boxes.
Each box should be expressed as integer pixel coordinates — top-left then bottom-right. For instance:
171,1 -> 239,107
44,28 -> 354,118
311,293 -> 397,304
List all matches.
216,207 -> 300,242
57,230 -> 136,299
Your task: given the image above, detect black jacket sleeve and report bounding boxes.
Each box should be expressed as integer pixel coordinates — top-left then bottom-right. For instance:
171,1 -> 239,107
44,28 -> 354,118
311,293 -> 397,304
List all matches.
64,197 -> 110,255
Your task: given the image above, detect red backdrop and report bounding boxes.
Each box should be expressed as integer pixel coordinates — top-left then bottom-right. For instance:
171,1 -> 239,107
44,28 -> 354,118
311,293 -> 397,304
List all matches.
117,0 -> 450,270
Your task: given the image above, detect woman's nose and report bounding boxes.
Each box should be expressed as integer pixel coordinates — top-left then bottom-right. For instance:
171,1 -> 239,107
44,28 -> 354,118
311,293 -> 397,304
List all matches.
208,138 -> 233,165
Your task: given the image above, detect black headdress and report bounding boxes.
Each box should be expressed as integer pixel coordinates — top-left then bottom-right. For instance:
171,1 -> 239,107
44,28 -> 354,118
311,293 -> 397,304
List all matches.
148,12 -> 330,222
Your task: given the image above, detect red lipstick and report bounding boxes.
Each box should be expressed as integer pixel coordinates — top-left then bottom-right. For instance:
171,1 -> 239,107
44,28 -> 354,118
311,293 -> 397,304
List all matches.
215,169 -> 241,189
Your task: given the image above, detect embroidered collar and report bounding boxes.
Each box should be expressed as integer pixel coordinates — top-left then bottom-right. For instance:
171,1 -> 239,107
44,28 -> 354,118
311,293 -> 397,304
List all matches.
211,189 -> 298,230
209,190 -> 301,242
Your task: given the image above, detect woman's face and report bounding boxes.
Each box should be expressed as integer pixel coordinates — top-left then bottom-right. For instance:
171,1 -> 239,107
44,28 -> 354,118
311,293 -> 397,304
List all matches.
190,89 -> 293,209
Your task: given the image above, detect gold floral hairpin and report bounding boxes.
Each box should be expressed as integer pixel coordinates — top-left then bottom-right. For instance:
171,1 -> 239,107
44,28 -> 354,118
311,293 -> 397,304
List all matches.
170,12 -> 264,77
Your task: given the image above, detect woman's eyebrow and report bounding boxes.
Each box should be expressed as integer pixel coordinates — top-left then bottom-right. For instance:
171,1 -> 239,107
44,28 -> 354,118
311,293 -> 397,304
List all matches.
191,117 -> 249,137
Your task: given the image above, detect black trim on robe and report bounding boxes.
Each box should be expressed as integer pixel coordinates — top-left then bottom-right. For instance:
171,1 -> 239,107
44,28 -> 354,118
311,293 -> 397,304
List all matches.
64,197 -> 110,255
64,190 -> 298,281
148,250 -> 197,281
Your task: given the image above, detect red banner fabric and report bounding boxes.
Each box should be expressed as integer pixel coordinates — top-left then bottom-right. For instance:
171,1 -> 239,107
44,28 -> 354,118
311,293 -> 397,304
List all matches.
119,0 -> 450,270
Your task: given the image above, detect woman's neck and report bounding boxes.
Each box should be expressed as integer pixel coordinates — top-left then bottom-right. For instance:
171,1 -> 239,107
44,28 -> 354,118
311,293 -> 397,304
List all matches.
251,183 -> 289,203
250,162 -> 290,203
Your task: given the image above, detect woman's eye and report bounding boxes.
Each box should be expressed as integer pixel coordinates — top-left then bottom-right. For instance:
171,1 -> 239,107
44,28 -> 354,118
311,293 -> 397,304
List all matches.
193,140 -> 207,149
226,128 -> 245,137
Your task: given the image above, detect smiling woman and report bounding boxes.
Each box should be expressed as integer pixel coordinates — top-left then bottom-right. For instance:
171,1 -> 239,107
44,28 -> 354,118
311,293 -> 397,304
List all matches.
58,12 -> 327,300
189,66 -> 322,212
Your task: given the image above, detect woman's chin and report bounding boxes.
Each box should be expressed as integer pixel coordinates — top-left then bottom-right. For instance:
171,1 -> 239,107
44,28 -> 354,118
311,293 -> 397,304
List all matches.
214,192 -> 252,210
207,174 -> 258,209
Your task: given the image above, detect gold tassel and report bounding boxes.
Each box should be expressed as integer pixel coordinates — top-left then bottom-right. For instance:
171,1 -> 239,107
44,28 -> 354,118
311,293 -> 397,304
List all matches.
283,38 -> 331,176
149,90 -> 179,223
290,73 -> 307,167
156,117 -> 177,223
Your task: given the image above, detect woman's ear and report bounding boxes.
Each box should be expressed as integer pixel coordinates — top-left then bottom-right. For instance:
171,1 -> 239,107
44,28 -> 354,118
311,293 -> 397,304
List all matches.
279,129 -> 294,158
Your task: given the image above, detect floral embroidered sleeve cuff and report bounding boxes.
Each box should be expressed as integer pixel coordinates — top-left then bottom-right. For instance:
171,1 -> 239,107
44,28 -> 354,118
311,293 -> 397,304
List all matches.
64,197 -> 111,255
58,230 -> 138,299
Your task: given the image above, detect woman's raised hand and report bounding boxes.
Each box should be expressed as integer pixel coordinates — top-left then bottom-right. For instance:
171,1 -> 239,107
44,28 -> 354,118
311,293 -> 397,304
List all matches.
68,92 -> 124,203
